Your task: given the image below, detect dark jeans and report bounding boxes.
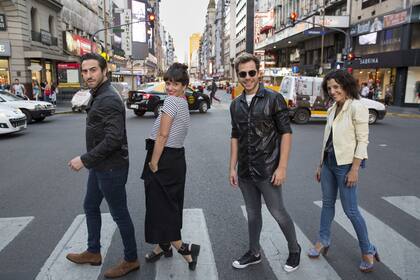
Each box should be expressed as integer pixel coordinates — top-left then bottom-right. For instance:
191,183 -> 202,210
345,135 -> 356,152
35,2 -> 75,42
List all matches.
84,167 -> 137,261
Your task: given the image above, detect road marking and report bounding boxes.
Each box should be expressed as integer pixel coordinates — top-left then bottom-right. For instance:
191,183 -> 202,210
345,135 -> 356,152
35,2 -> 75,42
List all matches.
314,200 -> 420,280
0,216 -> 34,252
241,205 -> 341,280
155,209 -> 218,280
383,196 -> 420,220
379,144 -> 388,147
35,214 -> 116,280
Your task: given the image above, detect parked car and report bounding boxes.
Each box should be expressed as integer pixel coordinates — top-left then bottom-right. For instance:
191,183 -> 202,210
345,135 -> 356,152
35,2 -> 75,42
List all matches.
190,81 -> 204,93
126,82 -> 211,117
71,89 -> 91,112
0,91 -> 55,123
279,76 -> 386,124
0,104 -> 27,134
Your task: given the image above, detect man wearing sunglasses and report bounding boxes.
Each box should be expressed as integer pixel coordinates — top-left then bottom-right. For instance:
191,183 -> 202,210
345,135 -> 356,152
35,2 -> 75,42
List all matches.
229,53 -> 301,272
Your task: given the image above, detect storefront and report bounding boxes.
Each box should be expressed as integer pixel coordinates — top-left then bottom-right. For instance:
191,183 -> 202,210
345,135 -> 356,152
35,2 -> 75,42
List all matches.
352,67 -> 397,100
0,40 -> 11,88
29,60 -> 54,85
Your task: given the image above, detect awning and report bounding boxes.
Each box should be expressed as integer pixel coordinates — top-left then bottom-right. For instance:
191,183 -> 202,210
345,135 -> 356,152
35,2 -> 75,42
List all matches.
260,24 -> 273,34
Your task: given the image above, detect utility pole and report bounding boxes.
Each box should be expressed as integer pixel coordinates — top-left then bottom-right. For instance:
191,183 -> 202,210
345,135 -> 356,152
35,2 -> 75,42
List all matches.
103,0 -> 108,55
319,0 -> 325,75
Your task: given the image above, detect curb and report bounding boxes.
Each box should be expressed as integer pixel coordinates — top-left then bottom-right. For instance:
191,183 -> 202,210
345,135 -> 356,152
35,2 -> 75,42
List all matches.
55,111 -> 75,115
387,112 -> 420,119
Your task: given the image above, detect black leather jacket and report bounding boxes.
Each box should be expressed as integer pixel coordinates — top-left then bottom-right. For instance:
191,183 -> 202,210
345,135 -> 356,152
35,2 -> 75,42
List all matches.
230,84 -> 292,180
80,80 -> 129,170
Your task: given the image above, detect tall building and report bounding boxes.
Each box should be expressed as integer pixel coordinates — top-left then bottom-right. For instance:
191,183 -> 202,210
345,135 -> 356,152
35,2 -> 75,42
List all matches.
214,0 -> 225,77
199,0 -> 216,79
189,33 -> 201,79
224,0 -> 237,81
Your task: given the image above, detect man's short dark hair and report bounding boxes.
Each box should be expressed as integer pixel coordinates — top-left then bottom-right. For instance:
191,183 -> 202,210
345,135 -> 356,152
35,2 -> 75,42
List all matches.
164,63 -> 189,86
80,53 -> 107,72
234,53 -> 260,73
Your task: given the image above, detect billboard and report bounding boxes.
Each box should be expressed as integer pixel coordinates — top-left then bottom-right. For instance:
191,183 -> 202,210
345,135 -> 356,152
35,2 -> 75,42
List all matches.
130,0 -> 148,59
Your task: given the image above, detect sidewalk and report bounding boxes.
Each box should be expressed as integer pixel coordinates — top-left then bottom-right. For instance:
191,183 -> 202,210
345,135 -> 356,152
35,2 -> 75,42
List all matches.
387,105 -> 420,119
55,102 -> 74,115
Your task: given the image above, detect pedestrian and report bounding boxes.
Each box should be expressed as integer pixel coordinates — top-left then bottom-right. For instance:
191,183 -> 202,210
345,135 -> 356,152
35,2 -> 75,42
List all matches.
11,78 -> 26,98
67,53 -> 139,279
141,63 -> 200,271
44,82 -> 52,102
32,80 -> 41,101
229,53 -> 301,272
210,79 -> 221,104
360,83 -> 369,98
308,70 -> 379,272
50,82 -> 58,105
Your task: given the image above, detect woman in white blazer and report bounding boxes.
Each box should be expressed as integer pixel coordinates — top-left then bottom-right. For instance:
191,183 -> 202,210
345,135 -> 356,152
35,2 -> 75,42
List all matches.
307,70 -> 379,272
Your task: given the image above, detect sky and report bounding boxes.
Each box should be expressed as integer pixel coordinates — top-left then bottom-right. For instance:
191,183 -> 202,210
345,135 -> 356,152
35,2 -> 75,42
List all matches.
159,0 -> 209,63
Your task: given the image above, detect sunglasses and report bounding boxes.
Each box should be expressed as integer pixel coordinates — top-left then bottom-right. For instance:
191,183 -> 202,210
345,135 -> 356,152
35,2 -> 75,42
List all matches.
238,70 -> 257,78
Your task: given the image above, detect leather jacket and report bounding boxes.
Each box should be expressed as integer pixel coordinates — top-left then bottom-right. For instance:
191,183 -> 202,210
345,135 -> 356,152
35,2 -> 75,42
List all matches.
80,80 -> 129,170
230,84 -> 292,180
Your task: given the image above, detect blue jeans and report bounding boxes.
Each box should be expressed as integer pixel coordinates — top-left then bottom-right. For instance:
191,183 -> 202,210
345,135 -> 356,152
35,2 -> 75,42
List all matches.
319,152 -> 375,254
84,167 -> 137,261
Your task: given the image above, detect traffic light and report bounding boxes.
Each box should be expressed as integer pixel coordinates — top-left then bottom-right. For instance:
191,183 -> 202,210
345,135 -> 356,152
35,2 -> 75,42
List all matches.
148,12 -> 155,29
290,12 -> 298,26
347,52 -> 355,61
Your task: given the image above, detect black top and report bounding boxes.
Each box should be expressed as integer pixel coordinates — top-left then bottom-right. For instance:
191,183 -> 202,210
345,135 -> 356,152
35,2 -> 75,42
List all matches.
80,80 -> 129,170
230,84 -> 292,181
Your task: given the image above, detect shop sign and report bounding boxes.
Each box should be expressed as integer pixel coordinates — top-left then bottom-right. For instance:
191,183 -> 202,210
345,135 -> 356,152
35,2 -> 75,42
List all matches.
64,31 -> 100,57
0,14 -> 6,31
314,16 -> 349,28
359,58 -> 379,65
0,40 -> 11,57
41,30 -> 52,45
383,10 -> 408,28
57,63 -> 80,69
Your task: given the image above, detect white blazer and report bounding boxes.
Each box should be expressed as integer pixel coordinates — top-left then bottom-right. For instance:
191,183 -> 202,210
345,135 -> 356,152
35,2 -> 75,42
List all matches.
320,99 -> 369,166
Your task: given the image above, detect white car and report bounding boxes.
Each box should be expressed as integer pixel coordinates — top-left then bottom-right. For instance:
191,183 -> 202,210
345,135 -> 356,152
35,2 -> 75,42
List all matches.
71,89 -> 91,112
0,91 -> 55,123
0,104 -> 27,134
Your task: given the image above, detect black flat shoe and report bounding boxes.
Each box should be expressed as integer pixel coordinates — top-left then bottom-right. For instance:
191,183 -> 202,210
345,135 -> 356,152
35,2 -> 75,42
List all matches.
145,248 -> 173,263
177,243 -> 200,271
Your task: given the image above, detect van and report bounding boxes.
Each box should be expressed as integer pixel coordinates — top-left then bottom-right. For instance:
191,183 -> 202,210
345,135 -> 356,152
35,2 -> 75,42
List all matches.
279,76 -> 386,124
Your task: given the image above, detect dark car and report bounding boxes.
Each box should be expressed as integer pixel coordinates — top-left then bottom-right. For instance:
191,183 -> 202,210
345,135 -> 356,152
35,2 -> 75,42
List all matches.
126,82 -> 211,117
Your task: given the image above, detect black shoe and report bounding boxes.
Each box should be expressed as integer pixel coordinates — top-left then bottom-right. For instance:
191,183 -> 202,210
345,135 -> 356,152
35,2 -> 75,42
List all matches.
177,243 -> 201,271
284,244 -> 301,272
232,251 -> 262,269
145,247 -> 173,263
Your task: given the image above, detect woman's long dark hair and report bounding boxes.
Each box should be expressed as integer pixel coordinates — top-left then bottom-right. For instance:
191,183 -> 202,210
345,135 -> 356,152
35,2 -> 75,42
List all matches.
321,70 -> 360,101
164,63 -> 189,86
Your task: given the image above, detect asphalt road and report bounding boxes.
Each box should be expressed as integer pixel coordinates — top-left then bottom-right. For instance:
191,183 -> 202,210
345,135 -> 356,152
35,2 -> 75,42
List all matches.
1,90 -> 419,280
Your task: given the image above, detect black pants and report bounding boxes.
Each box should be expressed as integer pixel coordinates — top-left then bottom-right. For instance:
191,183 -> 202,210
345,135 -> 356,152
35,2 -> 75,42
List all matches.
141,139 -> 186,244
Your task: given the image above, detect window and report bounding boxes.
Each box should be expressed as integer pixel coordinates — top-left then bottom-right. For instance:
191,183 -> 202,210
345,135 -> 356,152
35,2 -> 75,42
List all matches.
30,8 -> 39,31
48,16 -> 55,36
362,0 -> 380,9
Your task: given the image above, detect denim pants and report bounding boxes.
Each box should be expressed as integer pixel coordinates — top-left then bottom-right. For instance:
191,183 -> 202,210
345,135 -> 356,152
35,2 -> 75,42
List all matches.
319,151 -> 375,254
84,167 -> 138,261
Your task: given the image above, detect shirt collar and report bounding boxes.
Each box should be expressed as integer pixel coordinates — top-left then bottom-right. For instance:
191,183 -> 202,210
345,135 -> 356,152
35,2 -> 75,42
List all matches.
90,79 -> 110,97
239,83 -> 265,103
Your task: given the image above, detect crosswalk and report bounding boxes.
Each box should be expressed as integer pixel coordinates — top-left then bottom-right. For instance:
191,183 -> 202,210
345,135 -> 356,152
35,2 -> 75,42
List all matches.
1,196 -> 420,279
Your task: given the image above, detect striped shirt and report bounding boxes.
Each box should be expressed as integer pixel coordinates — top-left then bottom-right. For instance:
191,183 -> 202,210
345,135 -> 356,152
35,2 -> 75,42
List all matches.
149,95 -> 190,148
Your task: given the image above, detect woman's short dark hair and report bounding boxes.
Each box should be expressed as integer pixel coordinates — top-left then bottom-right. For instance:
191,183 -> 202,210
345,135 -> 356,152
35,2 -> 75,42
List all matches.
80,53 -> 107,72
164,63 -> 189,86
321,70 -> 360,101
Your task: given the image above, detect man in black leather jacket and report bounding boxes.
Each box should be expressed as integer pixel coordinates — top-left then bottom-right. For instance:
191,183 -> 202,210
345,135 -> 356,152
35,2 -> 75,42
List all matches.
67,53 -> 139,278
229,53 -> 301,272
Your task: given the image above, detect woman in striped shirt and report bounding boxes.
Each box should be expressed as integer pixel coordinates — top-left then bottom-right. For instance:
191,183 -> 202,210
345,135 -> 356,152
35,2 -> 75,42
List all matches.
141,63 -> 200,271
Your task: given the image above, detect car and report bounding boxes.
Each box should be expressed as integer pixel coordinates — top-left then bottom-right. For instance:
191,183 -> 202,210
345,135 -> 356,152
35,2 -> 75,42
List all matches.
126,82 -> 211,117
0,91 -> 55,123
279,76 -> 386,124
0,104 -> 27,134
190,81 -> 204,93
71,89 -> 91,112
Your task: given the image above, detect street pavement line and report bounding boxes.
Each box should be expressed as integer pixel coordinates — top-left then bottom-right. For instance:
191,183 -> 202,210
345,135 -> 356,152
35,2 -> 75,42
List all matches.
314,200 -> 420,280
155,208 -> 218,280
0,216 -> 34,252
241,205 -> 341,280
382,196 -> 420,220
35,213 -> 116,280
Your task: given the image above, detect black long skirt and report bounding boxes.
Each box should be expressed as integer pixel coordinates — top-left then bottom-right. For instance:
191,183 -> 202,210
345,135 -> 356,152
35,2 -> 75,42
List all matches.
141,139 -> 186,244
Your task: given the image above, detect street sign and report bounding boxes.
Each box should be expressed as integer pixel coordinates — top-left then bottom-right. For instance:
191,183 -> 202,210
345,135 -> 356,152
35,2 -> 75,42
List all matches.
304,29 -> 327,36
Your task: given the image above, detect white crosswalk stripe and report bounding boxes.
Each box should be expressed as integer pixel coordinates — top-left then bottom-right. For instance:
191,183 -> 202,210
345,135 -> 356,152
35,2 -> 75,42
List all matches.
155,208 -> 218,280
241,205 -> 341,280
314,200 -> 420,280
35,214 -> 116,280
0,216 -> 34,253
383,196 -> 420,220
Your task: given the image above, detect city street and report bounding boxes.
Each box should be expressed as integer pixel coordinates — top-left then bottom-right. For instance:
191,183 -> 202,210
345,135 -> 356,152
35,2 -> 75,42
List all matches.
1,91 -> 419,280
